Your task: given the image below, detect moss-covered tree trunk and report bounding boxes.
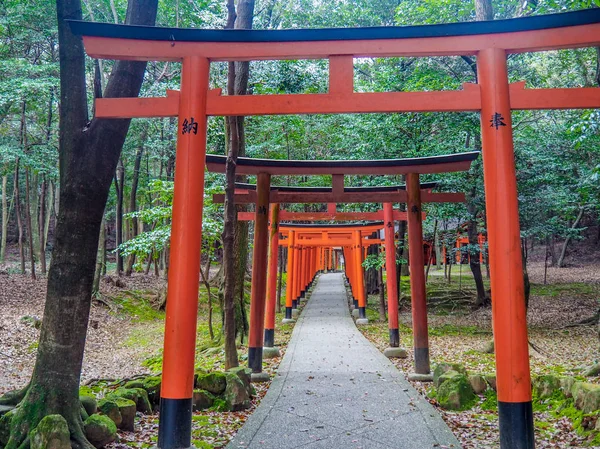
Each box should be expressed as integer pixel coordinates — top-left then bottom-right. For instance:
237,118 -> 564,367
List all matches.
0,2 -> 157,448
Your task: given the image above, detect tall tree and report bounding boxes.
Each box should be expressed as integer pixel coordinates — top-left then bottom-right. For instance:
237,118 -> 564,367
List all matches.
222,0 -> 255,369
0,2 -> 158,449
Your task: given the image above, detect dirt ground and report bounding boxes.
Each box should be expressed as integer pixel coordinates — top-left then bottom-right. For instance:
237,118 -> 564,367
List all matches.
0,272 -> 167,395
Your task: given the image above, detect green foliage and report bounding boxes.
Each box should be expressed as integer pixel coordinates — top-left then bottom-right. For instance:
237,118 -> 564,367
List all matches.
362,253 -> 384,271
480,389 -> 498,411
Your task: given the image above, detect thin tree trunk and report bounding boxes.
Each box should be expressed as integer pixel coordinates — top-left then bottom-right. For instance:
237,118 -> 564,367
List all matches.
222,0 -> 240,369
114,158 -> 124,275
25,170 -> 36,280
522,239 -> 530,310
434,222 -> 441,270
1,175 -> 7,263
39,178 -> 47,274
44,182 -> 54,249
378,266 -> 386,321
125,135 -> 146,275
544,238 -> 550,285
93,215 -> 106,295
30,172 -> 40,264
549,234 -> 557,266
557,207 -> 585,268
425,219 -> 437,281
200,257 -> 214,341
14,160 -> 25,274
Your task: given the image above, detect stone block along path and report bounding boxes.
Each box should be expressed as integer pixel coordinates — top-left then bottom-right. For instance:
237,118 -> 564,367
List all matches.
227,273 -> 460,449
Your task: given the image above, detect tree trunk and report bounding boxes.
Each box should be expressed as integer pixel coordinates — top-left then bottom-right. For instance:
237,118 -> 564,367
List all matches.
38,178 -> 47,274
1,175 -> 7,263
29,172 -> 40,264
0,2 -> 158,448
14,160 -> 25,274
425,219 -> 437,280
557,207 -> 585,268
125,134 -> 146,275
522,239 -> 531,310
365,234 -> 379,294
25,177 -> 36,279
434,222 -> 442,270
200,257 -> 214,341
44,182 -> 54,250
92,215 -> 106,295
467,203 -> 487,306
222,0 -> 255,369
378,266 -> 386,321
475,0 -> 493,21
114,158 -> 124,275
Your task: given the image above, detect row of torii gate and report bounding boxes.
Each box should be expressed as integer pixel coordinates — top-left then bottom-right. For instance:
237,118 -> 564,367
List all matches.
70,9 -> 600,449
207,160 -> 475,374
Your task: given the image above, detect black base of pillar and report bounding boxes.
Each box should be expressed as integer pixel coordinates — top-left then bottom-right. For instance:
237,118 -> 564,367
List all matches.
359,307 -> 366,319
414,347 -> 430,374
264,328 -> 275,347
353,299 -> 358,308
292,299 -> 298,309
498,401 -> 534,449
285,307 -> 292,319
389,329 -> 399,347
158,398 -> 192,449
248,346 -> 263,373
300,290 -> 305,299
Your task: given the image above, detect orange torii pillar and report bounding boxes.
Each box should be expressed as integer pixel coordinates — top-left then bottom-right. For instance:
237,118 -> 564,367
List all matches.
263,204 -> 280,357
158,57 -> 209,449
479,48 -> 533,448
283,231 -> 296,323
353,230 -> 369,324
383,203 -> 407,358
247,173 -> 272,380
407,173 -> 430,375
291,241 -> 301,311
299,245 -> 306,299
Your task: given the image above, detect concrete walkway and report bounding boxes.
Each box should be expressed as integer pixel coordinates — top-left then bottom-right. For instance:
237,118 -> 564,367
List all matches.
227,273 -> 460,449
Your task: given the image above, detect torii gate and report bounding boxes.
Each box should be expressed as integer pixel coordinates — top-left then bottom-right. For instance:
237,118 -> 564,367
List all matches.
208,155 -> 475,381
228,180 -> 456,363
70,10 -> 600,448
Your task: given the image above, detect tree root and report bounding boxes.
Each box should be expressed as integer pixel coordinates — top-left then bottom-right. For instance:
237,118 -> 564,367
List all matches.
3,383 -> 96,449
0,384 -> 29,406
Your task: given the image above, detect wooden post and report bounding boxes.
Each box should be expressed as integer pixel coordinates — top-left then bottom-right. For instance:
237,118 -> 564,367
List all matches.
158,56 -> 209,449
264,203 -> 280,348
384,203 -> 400,347
478,47 -> 533,449
248,173 -> 272,374
407,173 -> 430,374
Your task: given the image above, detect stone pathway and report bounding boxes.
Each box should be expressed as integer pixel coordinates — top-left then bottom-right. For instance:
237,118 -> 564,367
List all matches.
227,273 -> 460,449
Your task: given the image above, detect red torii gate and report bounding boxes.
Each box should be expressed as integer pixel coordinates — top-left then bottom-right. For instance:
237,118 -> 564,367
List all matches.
229,181 -> 444,359
69,10 -> 600,448
208,155 -> 474,381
